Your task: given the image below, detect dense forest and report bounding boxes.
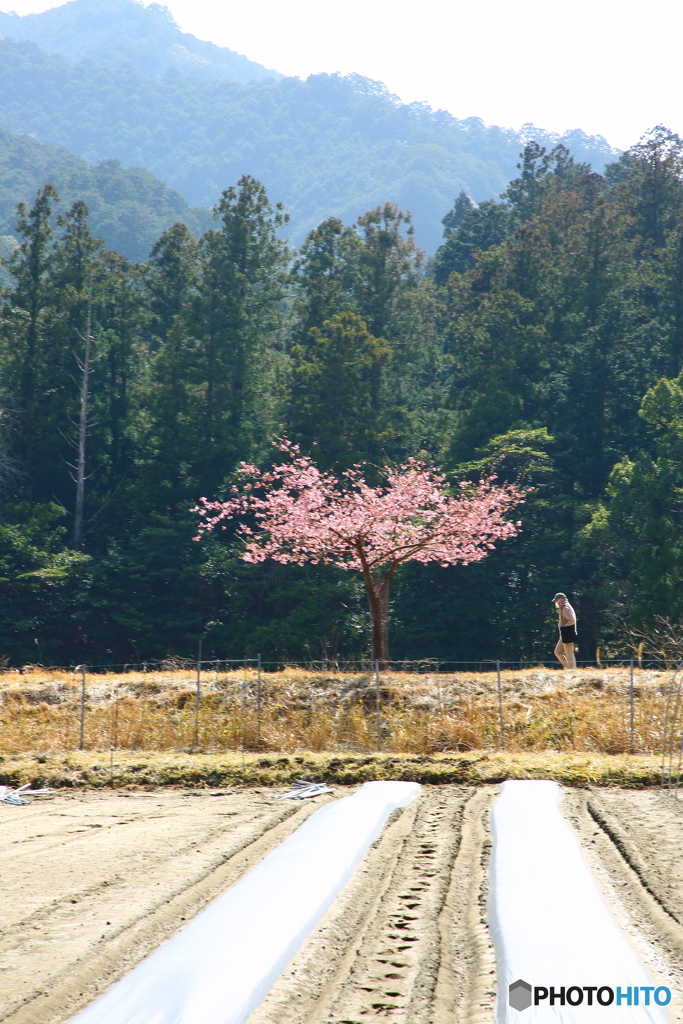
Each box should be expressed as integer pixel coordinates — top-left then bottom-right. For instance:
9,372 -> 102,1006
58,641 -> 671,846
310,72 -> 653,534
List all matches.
2,126 -> 682,668
0,13 -> 616,253
0,126 -> 211,264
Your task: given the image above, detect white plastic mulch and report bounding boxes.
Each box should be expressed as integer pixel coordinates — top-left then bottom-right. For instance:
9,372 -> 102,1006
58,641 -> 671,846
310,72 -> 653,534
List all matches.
488,780 -> 669,1022
69,779 -> 421,1024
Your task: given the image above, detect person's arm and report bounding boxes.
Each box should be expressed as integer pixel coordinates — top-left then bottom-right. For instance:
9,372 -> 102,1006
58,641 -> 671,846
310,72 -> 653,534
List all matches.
561,604 -> 577,628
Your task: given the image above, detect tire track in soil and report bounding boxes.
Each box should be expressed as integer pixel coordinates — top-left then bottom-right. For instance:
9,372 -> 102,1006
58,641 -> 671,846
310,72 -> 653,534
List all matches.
563,789 -> 683,1023
248,786 -> 497,1024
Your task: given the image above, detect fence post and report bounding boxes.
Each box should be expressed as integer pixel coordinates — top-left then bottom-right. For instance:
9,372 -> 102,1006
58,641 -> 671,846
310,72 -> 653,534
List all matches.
257,653 -> 262,715
496,660 -> 505,749
194,639 -> 202,749
257,653 -> 262,743
375,659 -> 381,750
79,665 -> 86,750
629,657 -> 635,754
110,686 -> 119,788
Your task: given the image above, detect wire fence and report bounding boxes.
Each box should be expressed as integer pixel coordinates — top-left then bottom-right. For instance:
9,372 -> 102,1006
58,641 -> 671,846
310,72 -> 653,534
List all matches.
660,661 -> 683,798
16,655 -> 680,674
1,656 -> 682,777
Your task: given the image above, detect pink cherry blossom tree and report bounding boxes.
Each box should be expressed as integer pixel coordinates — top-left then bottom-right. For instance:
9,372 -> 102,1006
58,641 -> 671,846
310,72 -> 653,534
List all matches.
193,441 -> 524,666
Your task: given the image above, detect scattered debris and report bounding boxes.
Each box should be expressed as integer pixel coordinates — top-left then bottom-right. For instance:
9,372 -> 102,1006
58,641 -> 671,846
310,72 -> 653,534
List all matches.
0,783 -> 55,805
274,778 -> 334,800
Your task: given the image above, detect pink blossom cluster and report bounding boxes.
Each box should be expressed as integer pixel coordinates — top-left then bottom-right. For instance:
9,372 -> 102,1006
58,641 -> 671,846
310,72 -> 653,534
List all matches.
192,441 -> 523,575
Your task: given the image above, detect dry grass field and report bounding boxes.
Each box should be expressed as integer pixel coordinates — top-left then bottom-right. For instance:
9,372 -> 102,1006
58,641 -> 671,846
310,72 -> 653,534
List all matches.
0,664 -> 675,759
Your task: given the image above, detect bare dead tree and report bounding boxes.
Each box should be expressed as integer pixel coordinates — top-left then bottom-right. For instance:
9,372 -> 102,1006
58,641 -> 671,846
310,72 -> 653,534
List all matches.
629,617 -> 683,668
73,282 -> 93,550
0,384 -> 25,499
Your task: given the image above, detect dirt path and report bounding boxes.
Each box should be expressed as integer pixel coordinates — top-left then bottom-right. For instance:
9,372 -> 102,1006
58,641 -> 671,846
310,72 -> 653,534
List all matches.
1,785 -> 683,1024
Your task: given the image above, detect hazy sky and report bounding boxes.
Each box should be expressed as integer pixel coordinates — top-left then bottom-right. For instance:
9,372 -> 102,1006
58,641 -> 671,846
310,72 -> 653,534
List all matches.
2,0 -> 679,150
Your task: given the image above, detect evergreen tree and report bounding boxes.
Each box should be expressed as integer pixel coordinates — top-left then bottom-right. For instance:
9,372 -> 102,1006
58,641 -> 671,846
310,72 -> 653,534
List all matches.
145,222 -> 201,346
441,190 -> 475,237
580,373 -> 683,634
609,126 -> 683,248
290,217 -> 362,342
4,185 -> 59,497
289,312 -> 390,471
355,203 -> 422,339
145,176 -> 289,500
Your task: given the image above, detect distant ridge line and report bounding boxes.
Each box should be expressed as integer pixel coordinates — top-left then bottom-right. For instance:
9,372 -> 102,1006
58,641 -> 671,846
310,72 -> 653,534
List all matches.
0,0 -> 282,83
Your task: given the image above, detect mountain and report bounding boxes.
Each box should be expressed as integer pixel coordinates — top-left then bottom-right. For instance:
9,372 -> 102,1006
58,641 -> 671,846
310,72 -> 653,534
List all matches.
0,0 -> 281,83
0,124 -> 211,262
0,34 -> 618,253
0,0 -> 620,252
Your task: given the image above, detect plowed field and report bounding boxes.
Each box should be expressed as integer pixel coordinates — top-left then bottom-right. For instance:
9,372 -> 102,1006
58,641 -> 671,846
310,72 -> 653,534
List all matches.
1,786 -> 682,1024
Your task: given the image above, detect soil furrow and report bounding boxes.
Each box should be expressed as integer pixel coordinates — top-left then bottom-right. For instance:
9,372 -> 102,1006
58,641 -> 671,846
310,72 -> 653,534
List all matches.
4,785 -> 683,1024
248,795 -> 423,1024
587,790 -> 683,927
0,803 -> 301,941
0,792 -> 324,1024
563,789 -> 683,1022
435,786 -> 497,1024
248,786 -> 497,1024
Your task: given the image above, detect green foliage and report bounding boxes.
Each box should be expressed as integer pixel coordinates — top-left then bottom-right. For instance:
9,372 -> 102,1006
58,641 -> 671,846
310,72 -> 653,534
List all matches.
142,176 -> 289,500
421,133 -> 683,657
289,312 -> 391,471
441,190 -> 475,237
5,126 -> 683,667
290,204 -> 450,467
456,427 -> 556,481
0,502 -> 87,663
1,190 -> 149,517
432,200 -> 512,283
0,36 -> 616,253
0,126 -> 211,263
593,373 -> 683,628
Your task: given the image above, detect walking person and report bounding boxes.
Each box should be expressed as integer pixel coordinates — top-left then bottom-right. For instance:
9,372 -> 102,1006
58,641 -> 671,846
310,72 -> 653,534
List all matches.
553,592 -> 577,669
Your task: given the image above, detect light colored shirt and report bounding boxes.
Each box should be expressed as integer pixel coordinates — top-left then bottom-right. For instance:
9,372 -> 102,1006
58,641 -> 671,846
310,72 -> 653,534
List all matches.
557,600 -> 577,631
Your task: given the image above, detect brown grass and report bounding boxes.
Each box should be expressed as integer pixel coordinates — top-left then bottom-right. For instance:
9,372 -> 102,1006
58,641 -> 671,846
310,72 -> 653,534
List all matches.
0,750 -> 665,791
0,665 -> 674,759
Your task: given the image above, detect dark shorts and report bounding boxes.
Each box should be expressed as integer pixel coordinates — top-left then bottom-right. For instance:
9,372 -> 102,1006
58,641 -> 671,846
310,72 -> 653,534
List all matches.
560,625 -> 577,644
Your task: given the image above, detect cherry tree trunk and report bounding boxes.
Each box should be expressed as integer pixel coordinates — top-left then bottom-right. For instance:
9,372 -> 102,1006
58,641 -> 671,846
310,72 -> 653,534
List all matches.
367,577 -> 390,668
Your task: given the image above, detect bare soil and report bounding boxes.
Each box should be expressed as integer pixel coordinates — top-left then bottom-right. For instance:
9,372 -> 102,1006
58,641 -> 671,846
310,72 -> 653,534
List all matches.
0,789 -> 324,1024
1,786 -> 682,1024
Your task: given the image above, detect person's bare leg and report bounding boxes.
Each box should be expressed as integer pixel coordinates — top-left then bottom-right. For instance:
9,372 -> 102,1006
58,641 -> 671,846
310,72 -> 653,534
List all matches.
565,643 -> 576,669
554,637 -> 568,668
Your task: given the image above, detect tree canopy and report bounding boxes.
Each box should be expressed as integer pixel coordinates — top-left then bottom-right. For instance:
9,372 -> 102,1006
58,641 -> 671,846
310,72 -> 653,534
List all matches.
195,442 -> 522,664
0,125 -> 211,263
0,34 -> 615,252
2,128 -> 683,667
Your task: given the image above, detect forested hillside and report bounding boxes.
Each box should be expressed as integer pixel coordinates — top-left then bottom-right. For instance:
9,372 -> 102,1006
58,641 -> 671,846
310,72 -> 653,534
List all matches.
0,126 -> 211,263
1,127 -> 682,667
0,30 -> 616,252
0,0 -> 280,82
